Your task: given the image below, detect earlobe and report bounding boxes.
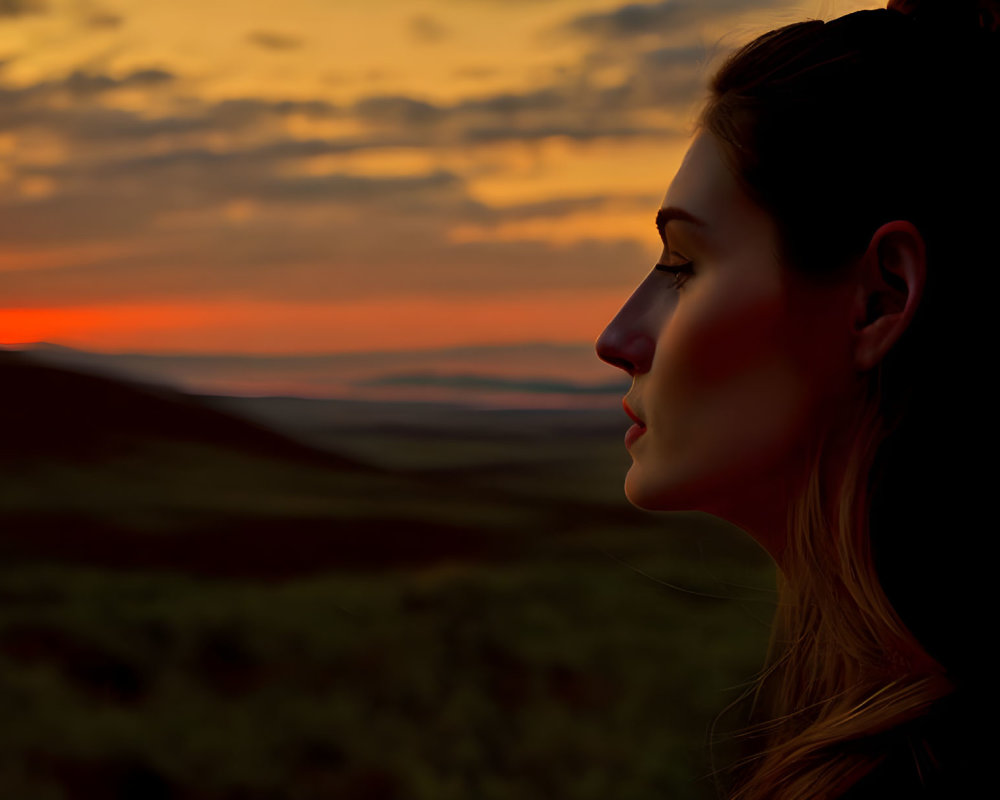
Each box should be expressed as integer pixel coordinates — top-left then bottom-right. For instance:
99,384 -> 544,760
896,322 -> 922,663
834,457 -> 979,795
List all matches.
852,221 -> 926,372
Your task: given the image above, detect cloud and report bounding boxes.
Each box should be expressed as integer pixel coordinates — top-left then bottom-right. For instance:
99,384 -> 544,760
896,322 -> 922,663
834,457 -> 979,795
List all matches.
0,102 -> 206,145
246,30 -> 304,51
460,123 -> 677,144
455,87 -> 568,115
351,71 -> 694,144
3,136 -> 469,234
0,78 -> 343,150
354,95 -> 445,126
567,0 -> 701,38
591,44 -> 711,112
205,97 -> 340,129
564,0 -> 786,40
85,11 -> 122,28
0,109 -> 650,305
0,0 -> 46,17
408,14 -> 451,43
0,67 -> 175,108
346,5 -> 730,144
59,67 -> 174,96
0,15 -> 688,314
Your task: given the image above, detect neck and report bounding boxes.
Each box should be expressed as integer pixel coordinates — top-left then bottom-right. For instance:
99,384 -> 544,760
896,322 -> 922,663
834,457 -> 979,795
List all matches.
717,378 -> 870,570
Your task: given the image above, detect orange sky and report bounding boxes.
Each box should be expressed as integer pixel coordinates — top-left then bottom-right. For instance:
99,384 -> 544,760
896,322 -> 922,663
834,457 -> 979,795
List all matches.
0,0 -> 875,354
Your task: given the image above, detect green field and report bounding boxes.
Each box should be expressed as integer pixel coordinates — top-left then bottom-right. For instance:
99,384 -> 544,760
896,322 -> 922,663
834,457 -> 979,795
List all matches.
1,386 -> 777,800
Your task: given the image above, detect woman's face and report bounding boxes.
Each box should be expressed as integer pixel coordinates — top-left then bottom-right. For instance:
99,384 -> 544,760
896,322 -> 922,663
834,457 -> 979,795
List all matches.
596,133 -> 859,551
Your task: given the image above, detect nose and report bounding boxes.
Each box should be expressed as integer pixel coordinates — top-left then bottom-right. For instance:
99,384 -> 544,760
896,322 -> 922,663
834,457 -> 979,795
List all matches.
595,281 -> 658,375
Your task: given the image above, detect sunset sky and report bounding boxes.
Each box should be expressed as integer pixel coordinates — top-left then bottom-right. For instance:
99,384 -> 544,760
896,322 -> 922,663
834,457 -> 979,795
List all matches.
1,0 -> 875,355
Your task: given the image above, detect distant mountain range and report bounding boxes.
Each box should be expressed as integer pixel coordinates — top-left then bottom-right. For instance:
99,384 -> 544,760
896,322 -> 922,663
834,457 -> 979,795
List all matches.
1,341 -> 628,408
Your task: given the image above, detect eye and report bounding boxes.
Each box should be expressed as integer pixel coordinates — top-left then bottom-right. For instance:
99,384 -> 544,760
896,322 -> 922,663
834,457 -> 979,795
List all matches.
654,260 -> 694,291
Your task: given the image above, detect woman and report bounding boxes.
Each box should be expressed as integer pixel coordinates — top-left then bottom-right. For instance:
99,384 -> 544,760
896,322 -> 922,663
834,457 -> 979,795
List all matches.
596,2 -> 997,798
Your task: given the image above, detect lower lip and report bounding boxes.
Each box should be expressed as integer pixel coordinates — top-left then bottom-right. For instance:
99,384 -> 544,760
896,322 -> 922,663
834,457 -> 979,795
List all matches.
625,423 -> 646,449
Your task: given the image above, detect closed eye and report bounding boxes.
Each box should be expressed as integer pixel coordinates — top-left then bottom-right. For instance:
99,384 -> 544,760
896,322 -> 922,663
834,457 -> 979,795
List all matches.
654,261 -> 693,291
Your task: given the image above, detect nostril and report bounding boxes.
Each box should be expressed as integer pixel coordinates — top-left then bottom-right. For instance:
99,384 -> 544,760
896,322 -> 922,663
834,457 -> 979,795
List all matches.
603,355 -> 636,374
596,331 -> 654,376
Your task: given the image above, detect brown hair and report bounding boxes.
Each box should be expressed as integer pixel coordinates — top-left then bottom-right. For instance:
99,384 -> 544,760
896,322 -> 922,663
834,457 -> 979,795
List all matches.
699,3 -> 999,797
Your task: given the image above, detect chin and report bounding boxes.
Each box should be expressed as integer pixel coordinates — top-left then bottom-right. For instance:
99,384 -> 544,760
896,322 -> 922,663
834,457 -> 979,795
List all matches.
624,460 -> 740,517
624,467 -> 692,512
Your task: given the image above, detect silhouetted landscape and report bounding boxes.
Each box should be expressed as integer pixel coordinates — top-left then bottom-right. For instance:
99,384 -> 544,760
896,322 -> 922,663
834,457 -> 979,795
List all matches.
1,348 -> 776,800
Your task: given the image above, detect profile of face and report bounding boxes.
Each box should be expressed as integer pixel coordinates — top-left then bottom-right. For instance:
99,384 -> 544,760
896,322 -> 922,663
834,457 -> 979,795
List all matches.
596,133 -> 861,550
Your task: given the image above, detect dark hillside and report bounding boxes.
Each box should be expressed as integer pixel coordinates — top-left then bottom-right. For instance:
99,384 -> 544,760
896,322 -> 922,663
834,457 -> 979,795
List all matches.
0,350 -> 366,471
0,355 -> 775,800
1,352 -> 500,575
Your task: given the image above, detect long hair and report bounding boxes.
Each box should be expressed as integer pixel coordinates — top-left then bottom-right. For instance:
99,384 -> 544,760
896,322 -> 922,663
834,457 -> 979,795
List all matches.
698,4 -> 999,797
723,382 -> 953,799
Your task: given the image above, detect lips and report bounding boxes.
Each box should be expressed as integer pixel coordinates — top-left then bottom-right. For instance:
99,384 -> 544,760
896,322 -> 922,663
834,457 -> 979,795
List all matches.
623,398 -> 647,449
623,398 -> 646,428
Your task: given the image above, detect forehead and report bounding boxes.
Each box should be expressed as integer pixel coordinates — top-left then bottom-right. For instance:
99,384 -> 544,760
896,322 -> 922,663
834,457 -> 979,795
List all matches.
662,133 -> 763,229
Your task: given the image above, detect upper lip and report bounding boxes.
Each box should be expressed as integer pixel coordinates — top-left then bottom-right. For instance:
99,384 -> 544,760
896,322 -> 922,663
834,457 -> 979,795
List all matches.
623,398 -> 646,427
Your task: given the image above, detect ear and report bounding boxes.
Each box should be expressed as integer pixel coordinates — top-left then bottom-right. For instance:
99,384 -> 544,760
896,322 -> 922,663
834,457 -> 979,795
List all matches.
851,220 -> 926,372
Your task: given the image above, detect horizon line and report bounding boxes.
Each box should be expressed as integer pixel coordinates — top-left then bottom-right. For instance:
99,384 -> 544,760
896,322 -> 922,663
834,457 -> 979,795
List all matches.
0,339 -> 602,360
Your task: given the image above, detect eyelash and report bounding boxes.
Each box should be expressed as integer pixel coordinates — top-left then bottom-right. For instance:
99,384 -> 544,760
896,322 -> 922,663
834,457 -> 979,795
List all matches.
654,260 -> 694,291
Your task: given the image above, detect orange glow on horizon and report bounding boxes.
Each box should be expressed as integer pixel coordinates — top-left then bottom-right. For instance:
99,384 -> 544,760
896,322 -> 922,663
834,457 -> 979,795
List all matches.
1,291 -> 631,354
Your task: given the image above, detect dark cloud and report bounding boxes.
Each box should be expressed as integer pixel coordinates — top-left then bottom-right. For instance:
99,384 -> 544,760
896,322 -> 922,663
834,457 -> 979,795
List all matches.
205,97 -> 340,128
354,95 -> 445,126
0,80 -> 341,146
348,20 -> 717,142
568,0 -> 696,38
0,67 -> 175,109
566,0 -> 737,39
85,11 -> 123,28
0,102 -> 207,142
590,44 -> 710,111
0,138 -> 471,244
354,88 -> 590,130
564,0 -> 793,40
408,14 -> 450,43
60,67 -> 174,96
461,123 -> 679,144
456,87 -> 567,115
246,30 -> 304,51
350,58 -> 697,145
638,43 -> 710,68
0,0 -> 46,17
0,71 -> 195,152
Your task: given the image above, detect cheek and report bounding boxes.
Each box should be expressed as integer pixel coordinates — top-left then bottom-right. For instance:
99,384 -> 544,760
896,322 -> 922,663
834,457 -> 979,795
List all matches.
643,283 -> 814,490
676,291 -> 784,385
655,282 -> 793,411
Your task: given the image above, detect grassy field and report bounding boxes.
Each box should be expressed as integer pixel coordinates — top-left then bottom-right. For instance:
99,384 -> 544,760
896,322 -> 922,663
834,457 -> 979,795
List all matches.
1,379 -> 777,799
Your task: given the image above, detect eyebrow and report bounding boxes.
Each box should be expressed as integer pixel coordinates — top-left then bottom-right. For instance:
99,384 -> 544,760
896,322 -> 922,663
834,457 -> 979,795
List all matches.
656,206 -> 705,241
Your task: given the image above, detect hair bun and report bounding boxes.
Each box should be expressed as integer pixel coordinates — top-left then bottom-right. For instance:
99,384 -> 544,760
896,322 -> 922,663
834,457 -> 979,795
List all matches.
887,0 -> 1000,33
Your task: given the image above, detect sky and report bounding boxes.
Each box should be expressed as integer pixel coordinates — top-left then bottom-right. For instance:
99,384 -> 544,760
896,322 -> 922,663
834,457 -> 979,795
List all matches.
0,0 -> 877,356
